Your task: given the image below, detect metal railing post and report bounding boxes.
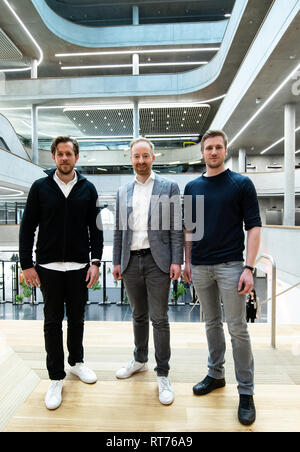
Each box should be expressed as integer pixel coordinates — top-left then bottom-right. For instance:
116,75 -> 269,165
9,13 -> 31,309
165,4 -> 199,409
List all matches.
255,253 -> 276,349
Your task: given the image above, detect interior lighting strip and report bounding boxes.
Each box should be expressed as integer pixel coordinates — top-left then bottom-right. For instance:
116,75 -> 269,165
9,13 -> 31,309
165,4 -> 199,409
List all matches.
61,62 -> 208,71
228,63 -> 300,148
0,97 -> 224,112
0,186 -> 24,198
260,125 -> 300,154
55,48 -> 220,58
1,0 -> 43,73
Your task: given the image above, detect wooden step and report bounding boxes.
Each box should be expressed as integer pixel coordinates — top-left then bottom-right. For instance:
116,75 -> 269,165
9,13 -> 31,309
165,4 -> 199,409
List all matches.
1,320 -> 300,432
3,381 -> 300,432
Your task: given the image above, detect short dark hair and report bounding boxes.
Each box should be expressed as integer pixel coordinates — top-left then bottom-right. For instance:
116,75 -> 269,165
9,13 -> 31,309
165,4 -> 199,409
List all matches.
201,130 -> 228,152
50,136 -> 79,156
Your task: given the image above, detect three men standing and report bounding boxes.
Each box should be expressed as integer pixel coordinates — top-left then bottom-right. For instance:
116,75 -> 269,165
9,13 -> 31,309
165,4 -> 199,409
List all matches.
20,129 -> 261,426
113,137 -> 183,405
19,136 -> 103,410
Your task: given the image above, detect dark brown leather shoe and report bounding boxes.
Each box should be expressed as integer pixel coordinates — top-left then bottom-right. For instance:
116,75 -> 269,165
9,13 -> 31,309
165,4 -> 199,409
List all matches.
193,375 -> 226,395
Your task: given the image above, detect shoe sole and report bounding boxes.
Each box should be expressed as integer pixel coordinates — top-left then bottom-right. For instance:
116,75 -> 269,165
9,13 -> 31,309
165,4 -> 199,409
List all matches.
116,365 -> 148,379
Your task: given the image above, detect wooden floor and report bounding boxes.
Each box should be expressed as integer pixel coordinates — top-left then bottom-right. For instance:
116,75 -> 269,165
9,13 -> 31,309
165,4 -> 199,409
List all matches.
1,320 -> 300,432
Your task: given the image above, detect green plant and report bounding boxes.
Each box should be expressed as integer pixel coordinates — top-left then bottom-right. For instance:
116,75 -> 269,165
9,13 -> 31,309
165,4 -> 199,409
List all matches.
19,279 -> 32,299
91,280 -> 102,291
171,282 -> 186,301
15,294 -> 23,303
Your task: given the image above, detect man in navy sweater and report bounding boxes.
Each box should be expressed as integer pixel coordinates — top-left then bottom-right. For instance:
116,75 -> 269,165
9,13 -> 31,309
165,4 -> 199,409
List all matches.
19,136 -> 103,410
183,130 -> 261,426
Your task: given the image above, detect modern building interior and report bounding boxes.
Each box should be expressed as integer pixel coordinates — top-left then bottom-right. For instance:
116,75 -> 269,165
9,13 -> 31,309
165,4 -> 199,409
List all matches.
0,0 -> 300,432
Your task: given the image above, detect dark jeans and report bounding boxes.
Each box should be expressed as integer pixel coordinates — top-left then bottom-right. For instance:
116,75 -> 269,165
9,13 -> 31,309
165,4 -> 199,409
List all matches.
36,264 -> 89,380
122,253 -> 171,377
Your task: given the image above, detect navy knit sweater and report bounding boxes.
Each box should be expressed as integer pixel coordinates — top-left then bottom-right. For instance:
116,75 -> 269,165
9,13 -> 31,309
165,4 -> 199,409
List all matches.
184,169 -> 262,265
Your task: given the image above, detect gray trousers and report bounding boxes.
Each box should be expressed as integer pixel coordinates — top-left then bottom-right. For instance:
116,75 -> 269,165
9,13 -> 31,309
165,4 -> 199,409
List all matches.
122,253 -> 171,376
191,262 -> 254,395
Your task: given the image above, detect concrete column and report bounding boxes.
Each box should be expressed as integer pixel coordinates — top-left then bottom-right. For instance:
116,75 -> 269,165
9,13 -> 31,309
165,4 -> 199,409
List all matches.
31,104 -> 39,164
132,54 -> 139,75
132,5 -> 139,25
238,148 -> 247,172
31,59 -> 38,79
133,99 -> 139,139
284,103 -> 296,226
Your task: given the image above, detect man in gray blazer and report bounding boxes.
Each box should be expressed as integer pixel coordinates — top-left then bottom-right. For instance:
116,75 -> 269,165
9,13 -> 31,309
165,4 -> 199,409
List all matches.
113,137 -> 183,405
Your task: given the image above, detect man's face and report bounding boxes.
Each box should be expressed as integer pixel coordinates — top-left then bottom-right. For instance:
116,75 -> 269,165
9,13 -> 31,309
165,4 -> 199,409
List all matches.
52,141 -> 79,175
202,136 -> 227,169
130,141 -> 155,177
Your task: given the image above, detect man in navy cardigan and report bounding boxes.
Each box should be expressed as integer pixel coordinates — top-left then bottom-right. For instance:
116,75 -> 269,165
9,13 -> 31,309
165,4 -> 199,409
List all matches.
19,136 -> 103,410
184,129 -> 261,426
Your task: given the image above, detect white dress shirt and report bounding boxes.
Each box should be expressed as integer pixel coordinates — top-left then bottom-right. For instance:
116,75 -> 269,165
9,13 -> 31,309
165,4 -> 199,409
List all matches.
40,171 -> 88,272
130,171 -> 155,251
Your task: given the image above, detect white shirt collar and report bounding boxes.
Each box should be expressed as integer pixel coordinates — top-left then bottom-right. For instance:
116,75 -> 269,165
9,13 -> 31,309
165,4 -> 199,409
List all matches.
54,170 -> 77,186
134,170 -> 155,185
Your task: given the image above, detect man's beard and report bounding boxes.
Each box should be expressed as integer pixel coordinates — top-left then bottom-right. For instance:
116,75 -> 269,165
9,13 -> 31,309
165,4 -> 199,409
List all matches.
205,157 -> 224,169
134,164 -> 151,176
57,164 -> 74,175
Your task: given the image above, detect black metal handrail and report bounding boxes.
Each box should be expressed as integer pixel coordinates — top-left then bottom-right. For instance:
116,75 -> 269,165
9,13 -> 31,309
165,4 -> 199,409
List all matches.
0,260 -> 128,305
0,260 -> 196,306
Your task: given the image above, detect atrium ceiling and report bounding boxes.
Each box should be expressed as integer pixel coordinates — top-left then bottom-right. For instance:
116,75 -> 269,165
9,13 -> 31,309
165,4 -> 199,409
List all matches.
0,0 -> 299,171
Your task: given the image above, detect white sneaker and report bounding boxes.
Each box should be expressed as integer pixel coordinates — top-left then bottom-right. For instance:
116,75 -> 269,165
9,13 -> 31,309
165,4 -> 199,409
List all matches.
157,376 -> 174,405
69,363 -> 97,384
116,359 -> 148,379
45,380 -> 63,410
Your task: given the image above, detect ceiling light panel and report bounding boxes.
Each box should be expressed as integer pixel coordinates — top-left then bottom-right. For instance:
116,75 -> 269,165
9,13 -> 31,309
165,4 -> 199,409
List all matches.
64,108 -> 133,136
0,28 -> 23,60
64,105 -> 210,137
140,105 -> 210,135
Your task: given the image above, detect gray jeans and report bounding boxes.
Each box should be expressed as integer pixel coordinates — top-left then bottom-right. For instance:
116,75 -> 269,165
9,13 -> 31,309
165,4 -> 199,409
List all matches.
122,253 -> 171,376
191,262 -> 254,395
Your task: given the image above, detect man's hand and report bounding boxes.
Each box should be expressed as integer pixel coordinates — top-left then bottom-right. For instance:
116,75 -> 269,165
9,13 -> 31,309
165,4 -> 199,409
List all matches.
183,262 -> 192,284
113,265 -> 122,281
86,265 -> 100,289
170,264 -> 181,281
238,269 -> 253,295
22,267 -> 41,287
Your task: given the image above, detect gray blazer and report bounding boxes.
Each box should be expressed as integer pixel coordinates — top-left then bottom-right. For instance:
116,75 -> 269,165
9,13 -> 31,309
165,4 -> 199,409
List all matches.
113,174 -> 183,274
